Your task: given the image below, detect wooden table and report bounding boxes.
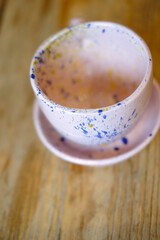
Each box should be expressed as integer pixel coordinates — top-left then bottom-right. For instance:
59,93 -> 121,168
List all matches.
0,0 -> 160,239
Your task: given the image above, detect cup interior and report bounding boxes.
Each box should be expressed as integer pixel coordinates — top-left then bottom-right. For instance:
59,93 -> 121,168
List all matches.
31,22 -> 149,109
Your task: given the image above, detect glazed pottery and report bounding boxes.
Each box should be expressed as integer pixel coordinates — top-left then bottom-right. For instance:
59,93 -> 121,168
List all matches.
30,22 -> 153,146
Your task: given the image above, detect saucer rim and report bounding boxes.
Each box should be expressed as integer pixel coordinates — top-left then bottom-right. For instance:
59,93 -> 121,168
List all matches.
33,80 -> 160,166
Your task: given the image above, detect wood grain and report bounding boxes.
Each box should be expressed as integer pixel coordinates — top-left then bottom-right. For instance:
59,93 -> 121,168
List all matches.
0,0 -> 160,239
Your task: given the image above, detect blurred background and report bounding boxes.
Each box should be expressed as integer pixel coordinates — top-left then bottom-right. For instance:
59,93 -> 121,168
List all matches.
0,0 -> 160,239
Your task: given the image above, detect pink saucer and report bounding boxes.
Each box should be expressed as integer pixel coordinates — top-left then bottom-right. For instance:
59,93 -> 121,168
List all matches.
33,80 -> 160,166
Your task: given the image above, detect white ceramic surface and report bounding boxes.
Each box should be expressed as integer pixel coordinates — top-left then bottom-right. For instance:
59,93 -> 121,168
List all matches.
33,80 -> 160,167
30,22 -> 153,146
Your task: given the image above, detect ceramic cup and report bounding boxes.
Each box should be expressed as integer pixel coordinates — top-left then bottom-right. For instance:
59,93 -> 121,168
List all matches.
30,22 -> 153,146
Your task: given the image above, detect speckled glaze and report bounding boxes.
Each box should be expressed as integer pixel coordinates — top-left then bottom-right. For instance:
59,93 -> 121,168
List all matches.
30,22 -> 153,146
33,80 -> 160,166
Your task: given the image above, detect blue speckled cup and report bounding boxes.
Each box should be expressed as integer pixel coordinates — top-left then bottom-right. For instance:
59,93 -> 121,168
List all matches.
30,22 -> 153,146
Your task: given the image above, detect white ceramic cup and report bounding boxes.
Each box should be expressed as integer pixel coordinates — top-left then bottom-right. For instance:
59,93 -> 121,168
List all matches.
30,22 -> 153,146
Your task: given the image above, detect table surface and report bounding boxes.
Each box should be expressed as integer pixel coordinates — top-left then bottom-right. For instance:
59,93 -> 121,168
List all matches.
0,0 -> 160,239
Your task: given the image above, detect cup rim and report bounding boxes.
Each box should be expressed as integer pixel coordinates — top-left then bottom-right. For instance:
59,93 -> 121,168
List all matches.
30,21 -> 152,114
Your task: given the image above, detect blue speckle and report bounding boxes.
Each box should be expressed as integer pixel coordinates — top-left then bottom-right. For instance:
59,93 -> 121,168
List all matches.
51,110 -> 54,112
87,118 -> 92,124
39,50 -> 45,55
114,129 -> 117,136
120,117 -> 123,121
96,132 -> 102,138
72,110 -> 76,113
82,122 -> 85,126
37,89 -> 41,96
31,73 -> 35,79
117,103 -> 121,106
102,29 -> 105,33
128,117 -> 131,121
134,113 -> 138,118
82,128 -> 88,134
87,23 -> 91,28
114,147 -> 119,151
132,109 -> 136,116
122,137 -> 128,145
102,131 -> 107,134
149,58 -> 152,61
60,137 -> 65,142
39,58 -> 44,64
98,109 -> 103,115
149,133 -> 152,137
103,115 -> 106,119
35,56 -> 44,64
50,106 -> 53,109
